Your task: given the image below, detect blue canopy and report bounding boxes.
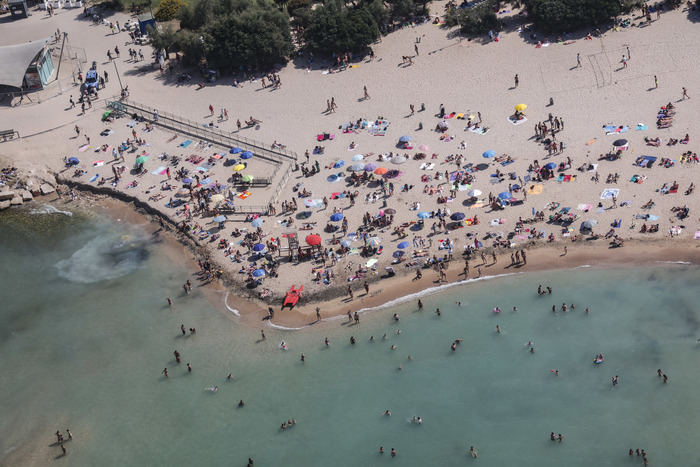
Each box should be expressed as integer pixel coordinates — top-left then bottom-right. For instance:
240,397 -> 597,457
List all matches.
334,160 -> 345,168
253,243 -> 266,251
450,212 -> 465,221
482,150 -> 496,158
498,192 -> 512,200
252,269 -> 266,277
397,241 -> 409,249
330,213 -> 344,222
417,211 -> 430,219
240,151 -> 253,159
230,147 -> 244,154
399,135 -> 412,142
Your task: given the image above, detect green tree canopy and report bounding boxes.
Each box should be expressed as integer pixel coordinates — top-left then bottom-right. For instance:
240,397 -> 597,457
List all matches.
444,0 -> 500,35
524,0 -> 621,33
303,0 -> 380,55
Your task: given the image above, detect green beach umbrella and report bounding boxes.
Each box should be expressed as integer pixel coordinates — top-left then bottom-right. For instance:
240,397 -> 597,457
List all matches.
135,155 -> 149,164
241,175 -> 254,183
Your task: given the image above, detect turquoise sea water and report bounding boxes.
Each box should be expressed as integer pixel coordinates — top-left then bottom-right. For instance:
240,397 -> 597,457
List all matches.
1,205 -> 700,466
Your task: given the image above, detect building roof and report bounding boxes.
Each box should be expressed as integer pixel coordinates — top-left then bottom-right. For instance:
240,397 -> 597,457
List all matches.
0,38 -> 51,89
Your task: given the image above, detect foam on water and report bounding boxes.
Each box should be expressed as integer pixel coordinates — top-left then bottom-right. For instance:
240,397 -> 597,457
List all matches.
56,230 -> 148,283
224,292 -> 241,316
28,203 -> 73,217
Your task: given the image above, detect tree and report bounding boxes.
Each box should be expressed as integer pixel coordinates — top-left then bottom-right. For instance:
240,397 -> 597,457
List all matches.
148,24 -> 178,54
303,0 -> 380,55
524,0 -> 621,33
445,0 -> 500,35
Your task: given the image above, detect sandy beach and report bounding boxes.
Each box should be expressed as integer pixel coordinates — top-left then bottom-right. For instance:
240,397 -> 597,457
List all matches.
1,1 -> 699,327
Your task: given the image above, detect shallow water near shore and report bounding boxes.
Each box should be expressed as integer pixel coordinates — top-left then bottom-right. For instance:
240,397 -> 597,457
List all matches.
2,207 -> 700,466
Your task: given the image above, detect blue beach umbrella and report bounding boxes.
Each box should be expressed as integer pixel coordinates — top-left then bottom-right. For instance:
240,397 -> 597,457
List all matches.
544,162 -> 557,170
417,211 -> 430,219
340,239 -> 352,248
393,250 -> 405,258
364,163 -> 378,172
351,162 -> 365,171
252,269 -> 266,277
251,218 -> 264,228
352,154 -> 364,161
327,174 -> 339,183
182,178 -> 194,184
450,212 -> 466,221
498,192 -> 512,200
68,157 -> 79,165
334,160 -> 345,168
482,150 -> 496,159
253,243 -> 266,251
330,213 -> 344,222
230,147 -> 244,154
397,241 -> 409,249
213,215 -> 227,222
240,151 -> 253,159
399,135 -> 412,142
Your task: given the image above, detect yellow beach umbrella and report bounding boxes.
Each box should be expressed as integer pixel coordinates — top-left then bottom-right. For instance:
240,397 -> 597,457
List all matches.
232,164 -> 246,171
515,104 -> 527,112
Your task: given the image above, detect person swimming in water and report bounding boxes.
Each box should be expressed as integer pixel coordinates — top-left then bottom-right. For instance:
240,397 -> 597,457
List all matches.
384,410 -> 391,416
470,446 -> 478,458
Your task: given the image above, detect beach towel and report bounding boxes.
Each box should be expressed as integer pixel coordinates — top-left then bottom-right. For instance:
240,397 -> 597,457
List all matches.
559,207 -> 571,214
557,175 -> 565,182
586,139 -> 597,146
508,116 -> 527,125
501,160 -> 515,167
636,124 -> 648,131
79,144 -> 91,152
179,140 -> 192,148
237,191 -> 252,199
647,215 -> 659,221
468,203 -> 484,209
445,113 -> 456,119
152,166 -> 166,175
126,120 -> 136,128
467,127 -> 488,135
527,184 -> 543,195
605,125 -> 629,135
212,153 -> 224,159
89,174 -> 99,182
456,113 -> 465,119
93,160 -> 104,167
694,230 -> 700,240
600,188 -> 619,199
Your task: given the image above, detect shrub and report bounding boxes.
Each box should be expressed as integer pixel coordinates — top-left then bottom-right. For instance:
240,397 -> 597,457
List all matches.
445,0 -> 500,35
155,0 -> 185,21
524,0 -> 621,33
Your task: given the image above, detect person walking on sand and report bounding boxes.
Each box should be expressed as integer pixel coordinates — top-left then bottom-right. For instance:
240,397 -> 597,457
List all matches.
316,307 -> 321,321
514,74 -> 519,88
209,104 -> 214,115
363,86 -> 370,100
682,87 -> 690,99
621,56 -> 627,68
348,285 -> 354,300
576,53 -> 581,68
410,104 -> 415,116
654,75 -> 658,88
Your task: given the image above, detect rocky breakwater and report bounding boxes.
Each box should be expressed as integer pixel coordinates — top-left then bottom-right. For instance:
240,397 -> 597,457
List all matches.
0,165 -> 56,210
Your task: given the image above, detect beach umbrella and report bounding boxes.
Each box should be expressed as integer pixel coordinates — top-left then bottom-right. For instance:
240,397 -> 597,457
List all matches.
498,191 -> 512,200
418,144 -> 430,151
393,250 -> 405,258
240,151 -> 253,159
398,241 -> 409,249
230,147 -> 244,154
252,269 -> 266,278
182,178 -> 194,184
305,234 -> 321,246
68,157 -> 79,165
364,163 -> 378,171
352,154 -> 364,161
232,164 -> 246,171
544,162 -> 557,170
581,219 -> 598,230
334,160 -> 346,169
304,199 -> 323,208
467,189 -> 482,197
340,239 -> 352,248
210,194 -> 224,202
612,139 -> 628,147
330,213 -> 344,222
177,188 -> 189,195
327,174 -> 339,183
384,208 -> 397,215
201,178 -> 211,185
135,155 -> 148,164
383,170 -> 403,179
450,212 -> 466,221
399,135 -> 412,142
350,162 -> 365,171
391,155 -> 407,164
253,243 -> 266,251
251,218 -> 264,228
374,167 -> 388,175
213,215 -> 227,223
367,237 -> 381,247
296,211 -> 312,219
417,211 -> 430,219
482,150 -> 496,159
437,120 -> 449,130
241,175 -> 254,183
515,103 -> 527,112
